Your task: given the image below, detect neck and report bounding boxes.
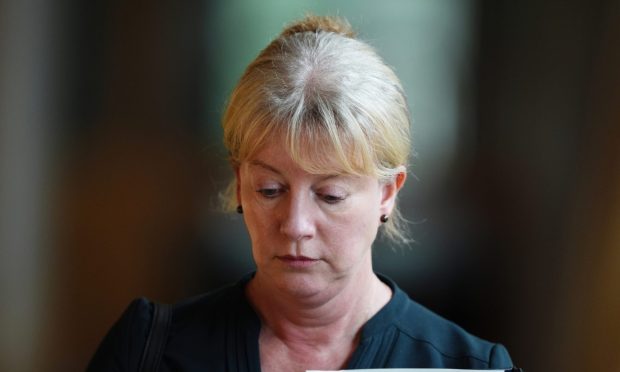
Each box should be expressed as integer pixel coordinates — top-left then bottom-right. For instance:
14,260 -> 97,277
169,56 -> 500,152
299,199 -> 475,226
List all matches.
245,267 -> 391,347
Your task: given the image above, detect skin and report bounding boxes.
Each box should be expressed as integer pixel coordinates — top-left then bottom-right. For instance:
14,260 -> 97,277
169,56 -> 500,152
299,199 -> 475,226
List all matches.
236,136 -> 406,372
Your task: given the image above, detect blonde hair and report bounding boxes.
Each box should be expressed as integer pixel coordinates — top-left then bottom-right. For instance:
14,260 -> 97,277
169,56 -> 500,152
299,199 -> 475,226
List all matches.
222,15 -> 412,244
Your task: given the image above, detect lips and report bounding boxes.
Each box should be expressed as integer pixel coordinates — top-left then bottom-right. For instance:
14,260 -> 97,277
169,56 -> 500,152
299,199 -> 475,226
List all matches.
276,255 -> 319,268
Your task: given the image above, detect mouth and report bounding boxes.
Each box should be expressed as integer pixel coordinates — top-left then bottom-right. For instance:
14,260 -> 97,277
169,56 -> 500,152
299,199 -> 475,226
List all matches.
276,255 -> 320,268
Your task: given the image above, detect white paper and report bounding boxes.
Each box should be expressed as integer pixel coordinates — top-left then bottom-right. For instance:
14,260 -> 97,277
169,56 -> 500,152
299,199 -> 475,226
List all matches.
307,369 -> 506,372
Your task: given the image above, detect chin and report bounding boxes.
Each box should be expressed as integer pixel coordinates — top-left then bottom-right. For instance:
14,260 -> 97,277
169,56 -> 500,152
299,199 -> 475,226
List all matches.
272,270 -> 330,299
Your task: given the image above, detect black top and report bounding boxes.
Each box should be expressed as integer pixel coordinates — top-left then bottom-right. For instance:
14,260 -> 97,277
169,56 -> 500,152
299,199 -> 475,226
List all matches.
87,273 -> 514,371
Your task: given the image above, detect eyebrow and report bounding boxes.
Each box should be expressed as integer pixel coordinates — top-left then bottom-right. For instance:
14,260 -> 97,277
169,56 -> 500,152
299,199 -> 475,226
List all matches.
249,159 -> 282,175
248,159 -> 342,181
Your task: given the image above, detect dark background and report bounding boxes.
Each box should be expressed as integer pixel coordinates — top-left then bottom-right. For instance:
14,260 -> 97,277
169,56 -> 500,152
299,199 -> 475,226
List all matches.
1,0 -> 618,371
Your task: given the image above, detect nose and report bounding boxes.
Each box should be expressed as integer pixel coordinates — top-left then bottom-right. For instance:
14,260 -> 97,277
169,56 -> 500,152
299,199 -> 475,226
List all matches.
279,192 -> 316,241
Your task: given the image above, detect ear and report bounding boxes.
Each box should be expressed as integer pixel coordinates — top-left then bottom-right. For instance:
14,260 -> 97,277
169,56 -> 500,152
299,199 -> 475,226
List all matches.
379,166 -> 407,216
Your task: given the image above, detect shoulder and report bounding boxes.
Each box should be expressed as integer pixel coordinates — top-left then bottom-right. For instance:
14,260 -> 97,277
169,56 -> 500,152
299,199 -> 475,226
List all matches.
87,276 -> 254,372
366,275 -> 513,369
86,297 -> 154,372
395,296 -> 512,368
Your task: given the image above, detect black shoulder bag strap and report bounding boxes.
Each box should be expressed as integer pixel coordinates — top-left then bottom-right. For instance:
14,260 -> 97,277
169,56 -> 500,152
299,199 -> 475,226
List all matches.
137,302 -> 172,372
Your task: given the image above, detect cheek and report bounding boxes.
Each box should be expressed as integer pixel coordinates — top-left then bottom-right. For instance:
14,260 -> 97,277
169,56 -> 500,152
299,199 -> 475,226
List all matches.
321,207 -> 380,254
243,213 -> 276,265
241,195 -> 281,254
323,189 -> 381,234
244,208 -> 275,243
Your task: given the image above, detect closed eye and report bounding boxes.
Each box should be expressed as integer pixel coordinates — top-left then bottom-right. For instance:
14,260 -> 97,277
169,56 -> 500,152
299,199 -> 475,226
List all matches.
257,188 -> 283,198
318,193 -> 346,204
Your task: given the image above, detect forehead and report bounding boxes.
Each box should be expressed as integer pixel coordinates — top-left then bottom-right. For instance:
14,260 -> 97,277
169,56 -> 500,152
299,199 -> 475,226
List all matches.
246,135 -> 348,176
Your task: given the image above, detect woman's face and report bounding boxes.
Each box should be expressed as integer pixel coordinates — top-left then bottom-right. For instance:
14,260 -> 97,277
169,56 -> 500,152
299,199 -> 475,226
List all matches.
237,137 -> 404,298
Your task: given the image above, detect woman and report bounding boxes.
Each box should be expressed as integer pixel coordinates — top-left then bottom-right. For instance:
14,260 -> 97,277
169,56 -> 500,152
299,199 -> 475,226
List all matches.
88,15 -> 516,371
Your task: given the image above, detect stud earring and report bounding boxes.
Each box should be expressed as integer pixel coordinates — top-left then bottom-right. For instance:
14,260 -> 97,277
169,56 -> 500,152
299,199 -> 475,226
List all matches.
236,205 -> 243,214
380,214 -> 389,223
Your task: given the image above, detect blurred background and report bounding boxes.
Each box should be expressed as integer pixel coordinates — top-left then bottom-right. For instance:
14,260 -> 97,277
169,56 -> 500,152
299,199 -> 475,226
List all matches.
1,0 -> 619,371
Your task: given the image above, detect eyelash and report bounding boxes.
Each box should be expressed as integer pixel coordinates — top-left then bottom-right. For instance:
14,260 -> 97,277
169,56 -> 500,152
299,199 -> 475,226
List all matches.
257,188 -> 283,198
256,188 -> 346,204
317,193 -> 345,204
